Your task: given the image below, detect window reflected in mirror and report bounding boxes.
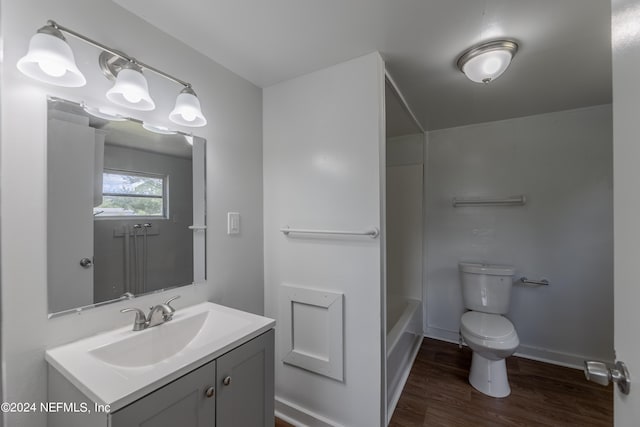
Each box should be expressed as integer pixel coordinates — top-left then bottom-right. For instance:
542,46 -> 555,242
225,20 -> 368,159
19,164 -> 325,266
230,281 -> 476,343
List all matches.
96,170 -> 166,218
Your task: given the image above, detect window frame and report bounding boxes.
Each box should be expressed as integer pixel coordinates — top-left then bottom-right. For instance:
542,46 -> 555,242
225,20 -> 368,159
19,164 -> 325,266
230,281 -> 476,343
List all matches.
94,169 -> 169,219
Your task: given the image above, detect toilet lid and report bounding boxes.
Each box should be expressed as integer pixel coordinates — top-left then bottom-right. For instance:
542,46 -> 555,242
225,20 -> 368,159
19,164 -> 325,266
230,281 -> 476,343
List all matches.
461,311 -> 516,341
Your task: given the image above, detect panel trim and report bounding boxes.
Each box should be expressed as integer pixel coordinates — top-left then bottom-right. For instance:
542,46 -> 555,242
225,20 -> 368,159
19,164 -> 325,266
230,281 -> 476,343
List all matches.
281,284 -> 344,381
275,396 -> 344,427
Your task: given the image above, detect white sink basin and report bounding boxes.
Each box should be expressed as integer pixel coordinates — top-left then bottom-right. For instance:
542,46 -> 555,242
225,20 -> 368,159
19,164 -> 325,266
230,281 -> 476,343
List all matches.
46,302 -> 275,411
90,311 -> 208,368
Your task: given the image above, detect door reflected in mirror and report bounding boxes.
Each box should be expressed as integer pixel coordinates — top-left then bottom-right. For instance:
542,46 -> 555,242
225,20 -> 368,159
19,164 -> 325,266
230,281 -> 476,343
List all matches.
47,97 -> 206,315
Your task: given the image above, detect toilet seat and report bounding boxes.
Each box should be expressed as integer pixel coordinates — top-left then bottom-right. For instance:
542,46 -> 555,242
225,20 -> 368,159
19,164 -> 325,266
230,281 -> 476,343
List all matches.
461,311 -> 517,343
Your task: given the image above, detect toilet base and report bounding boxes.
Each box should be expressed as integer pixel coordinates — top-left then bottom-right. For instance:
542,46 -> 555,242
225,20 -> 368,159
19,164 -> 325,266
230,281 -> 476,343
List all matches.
468,352 -> 511,398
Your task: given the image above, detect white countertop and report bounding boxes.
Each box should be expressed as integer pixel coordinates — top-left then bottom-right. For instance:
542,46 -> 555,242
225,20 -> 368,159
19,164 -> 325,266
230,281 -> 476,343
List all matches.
45,302 -> 275,412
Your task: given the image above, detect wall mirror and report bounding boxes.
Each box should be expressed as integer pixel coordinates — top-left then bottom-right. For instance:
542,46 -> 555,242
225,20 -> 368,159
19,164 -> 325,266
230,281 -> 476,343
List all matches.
47,97 -> 206,316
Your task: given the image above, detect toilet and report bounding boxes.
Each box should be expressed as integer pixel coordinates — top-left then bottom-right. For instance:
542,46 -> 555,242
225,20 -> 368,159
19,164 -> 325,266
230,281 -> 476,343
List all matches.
459,262 -> 519,398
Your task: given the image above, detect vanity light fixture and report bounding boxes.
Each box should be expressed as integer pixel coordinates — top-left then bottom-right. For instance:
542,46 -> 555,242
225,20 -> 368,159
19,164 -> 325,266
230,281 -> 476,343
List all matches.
104,60 -> 156,111
82,104 -> 127,121
457,40 -> 518,84
18,20 -> 208,127
17,24 -> 86,87
142,122 -> 178,135
169,86 -> 207,127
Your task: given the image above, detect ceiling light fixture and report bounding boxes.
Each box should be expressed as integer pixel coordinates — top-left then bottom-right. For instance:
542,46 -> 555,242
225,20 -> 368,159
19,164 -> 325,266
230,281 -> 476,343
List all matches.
457,40 -> 518,84
18,20 -> 208,127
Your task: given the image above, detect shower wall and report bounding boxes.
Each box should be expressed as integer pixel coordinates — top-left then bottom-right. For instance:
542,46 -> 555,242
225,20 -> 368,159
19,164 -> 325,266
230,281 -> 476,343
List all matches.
93,144 -> 193,302
386,133 -> 425,321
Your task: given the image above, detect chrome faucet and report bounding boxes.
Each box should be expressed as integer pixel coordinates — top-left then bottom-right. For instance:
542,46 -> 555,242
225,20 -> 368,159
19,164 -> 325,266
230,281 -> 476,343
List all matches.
121,296 -> 180,331
120,307 -> 147,331
147,296 -> 180,327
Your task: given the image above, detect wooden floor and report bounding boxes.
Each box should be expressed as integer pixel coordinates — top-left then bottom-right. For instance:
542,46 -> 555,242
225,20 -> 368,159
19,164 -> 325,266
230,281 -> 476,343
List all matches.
390,338 -> 613,427
275,338 -> 612,426
275,418 -> 295,427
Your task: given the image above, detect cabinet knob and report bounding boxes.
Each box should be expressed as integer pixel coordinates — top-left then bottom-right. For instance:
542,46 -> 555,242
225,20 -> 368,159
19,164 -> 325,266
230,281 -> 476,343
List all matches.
205,387 -> 215,398
223,376 -> 232,386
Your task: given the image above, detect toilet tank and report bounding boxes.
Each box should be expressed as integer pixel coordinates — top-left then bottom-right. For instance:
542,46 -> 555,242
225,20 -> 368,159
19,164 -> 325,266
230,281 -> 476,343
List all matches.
459,262 -> 515,314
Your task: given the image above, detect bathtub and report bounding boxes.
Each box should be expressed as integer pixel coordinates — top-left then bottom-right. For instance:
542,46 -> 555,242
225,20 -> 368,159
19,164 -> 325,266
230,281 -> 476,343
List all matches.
386,298 -> 422,424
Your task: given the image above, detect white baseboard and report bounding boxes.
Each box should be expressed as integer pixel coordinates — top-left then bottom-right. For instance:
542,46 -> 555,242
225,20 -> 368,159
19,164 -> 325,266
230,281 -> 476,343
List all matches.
424,326 -> 459,344
275,396 -> 344,427
514,344 -> 613,370
387,334 -> 422,425
423,326 -> 612,370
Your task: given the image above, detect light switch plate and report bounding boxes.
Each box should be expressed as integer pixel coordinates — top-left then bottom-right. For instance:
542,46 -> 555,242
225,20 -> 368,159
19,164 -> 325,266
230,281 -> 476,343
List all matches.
227,212 -> 240,234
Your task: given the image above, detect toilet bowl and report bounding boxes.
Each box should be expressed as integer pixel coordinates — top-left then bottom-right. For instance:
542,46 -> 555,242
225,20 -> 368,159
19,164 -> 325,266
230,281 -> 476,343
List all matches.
460,311 -> 519,397
459,262 -> 519,398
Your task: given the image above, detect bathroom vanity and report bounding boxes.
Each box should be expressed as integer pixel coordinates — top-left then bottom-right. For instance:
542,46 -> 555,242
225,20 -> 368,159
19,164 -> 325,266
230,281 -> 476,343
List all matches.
46,302 -> 275,427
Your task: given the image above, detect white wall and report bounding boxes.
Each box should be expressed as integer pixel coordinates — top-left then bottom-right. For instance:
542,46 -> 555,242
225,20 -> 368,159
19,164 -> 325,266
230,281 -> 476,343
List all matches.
424,105 -> 614,366
264,53 -> 386,427
0,1 -> 263,425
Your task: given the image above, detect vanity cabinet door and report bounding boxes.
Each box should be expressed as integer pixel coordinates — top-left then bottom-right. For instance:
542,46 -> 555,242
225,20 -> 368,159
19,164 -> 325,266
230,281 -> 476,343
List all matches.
110,360 -> 216,427
216,330 -> 274,427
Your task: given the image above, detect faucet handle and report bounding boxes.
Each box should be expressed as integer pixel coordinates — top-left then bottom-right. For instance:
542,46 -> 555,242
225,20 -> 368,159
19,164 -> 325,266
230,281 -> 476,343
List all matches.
164,295 -> 180,310
120,308 -> 148,331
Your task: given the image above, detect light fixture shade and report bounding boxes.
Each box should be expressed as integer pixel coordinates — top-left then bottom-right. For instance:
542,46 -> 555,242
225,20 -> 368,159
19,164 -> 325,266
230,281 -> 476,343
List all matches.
106,66 -> 155,111
169,87 -> 207,127
82,105 -> 126,122
17,30 -> 86,87
457,40 -> 518,84
142,122 -> 177,135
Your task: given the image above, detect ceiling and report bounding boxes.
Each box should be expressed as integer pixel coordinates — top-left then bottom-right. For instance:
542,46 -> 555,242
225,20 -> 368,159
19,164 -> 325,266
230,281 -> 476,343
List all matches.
113,0 -> 612,130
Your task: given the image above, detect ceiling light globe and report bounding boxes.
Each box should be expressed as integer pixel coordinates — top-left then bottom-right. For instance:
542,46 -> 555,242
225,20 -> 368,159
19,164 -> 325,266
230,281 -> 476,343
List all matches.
17,32 -> 86,87
463,50 -> 512,83
457,40 -> 518,84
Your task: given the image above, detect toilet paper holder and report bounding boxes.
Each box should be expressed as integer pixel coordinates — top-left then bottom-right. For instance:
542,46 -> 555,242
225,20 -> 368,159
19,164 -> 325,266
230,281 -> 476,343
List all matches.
518,277 -> 549,286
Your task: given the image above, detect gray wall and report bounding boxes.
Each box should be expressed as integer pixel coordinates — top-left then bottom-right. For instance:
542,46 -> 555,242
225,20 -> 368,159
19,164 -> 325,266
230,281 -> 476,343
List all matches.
424,104 -> 614,366
386,134 -> 425,327
0,1 -> 263,426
